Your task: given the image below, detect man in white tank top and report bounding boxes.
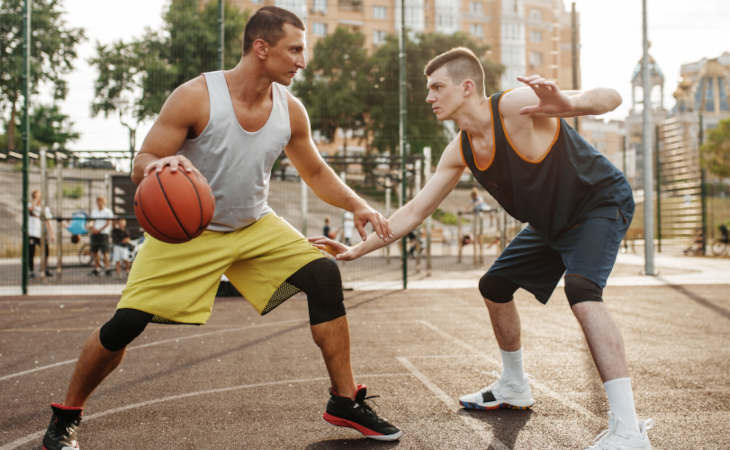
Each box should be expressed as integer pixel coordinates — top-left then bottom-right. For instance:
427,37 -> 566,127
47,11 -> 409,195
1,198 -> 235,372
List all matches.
43,7 -> 401,449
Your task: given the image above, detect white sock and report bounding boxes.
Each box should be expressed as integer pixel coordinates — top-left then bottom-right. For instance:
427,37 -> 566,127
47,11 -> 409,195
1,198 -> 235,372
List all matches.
500,348 -> 525,383
604,377 -> 639,433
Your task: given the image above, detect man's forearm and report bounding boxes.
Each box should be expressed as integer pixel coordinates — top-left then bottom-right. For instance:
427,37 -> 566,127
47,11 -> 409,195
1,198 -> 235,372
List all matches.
306,165 -> 367,213
570,88 -> 622,116
353,201 -> 429,256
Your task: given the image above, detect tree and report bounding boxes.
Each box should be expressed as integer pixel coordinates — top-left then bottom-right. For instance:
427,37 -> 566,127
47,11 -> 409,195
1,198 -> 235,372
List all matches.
364,32 -> 502,160
701,118 -> 730,178
0,0 -> 85,150
89,0 -> 249,134
27,103 -> 79,152
292,26 -> 369,157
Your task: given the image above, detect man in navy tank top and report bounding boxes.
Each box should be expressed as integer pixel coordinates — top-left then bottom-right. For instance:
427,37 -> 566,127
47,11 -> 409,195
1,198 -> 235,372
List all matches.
311,47 -> 652,449
42,7 -> 402,449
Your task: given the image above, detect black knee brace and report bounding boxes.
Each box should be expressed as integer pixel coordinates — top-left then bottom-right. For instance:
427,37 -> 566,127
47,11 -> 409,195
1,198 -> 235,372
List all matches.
287,258 -> 346,325
99,308 -> 153,351
564,274 -> 603,306
479,273 -> 519,303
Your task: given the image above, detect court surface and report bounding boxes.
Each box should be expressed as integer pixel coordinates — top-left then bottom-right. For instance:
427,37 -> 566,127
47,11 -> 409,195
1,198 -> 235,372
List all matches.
1,279 -> 729,448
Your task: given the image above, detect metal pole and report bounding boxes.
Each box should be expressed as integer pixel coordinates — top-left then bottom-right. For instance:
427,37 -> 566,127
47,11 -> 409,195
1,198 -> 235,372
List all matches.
423,147 -> 432,273
655,125 -> 661,253
385,177 -> 391,263
300,177 -> 308,236
699,113 -> 707,255
398,0 -> 407,289
56,158 -> 63,277
571,2 -> 579,132
641,0 -> 656,275
40,149 -> 48,278
218,0 -> 225,69
21,0 -> 31,294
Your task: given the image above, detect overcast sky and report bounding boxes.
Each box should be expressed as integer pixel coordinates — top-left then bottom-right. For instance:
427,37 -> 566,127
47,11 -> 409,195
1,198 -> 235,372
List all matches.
56,0 -> 729,150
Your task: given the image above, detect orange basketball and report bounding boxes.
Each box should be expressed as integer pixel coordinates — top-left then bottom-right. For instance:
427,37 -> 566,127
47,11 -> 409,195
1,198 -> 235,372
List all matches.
134,167 -> 215,243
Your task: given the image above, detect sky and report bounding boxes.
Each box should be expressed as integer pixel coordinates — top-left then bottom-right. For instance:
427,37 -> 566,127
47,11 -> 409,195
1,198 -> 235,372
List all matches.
54,0 -> 730,150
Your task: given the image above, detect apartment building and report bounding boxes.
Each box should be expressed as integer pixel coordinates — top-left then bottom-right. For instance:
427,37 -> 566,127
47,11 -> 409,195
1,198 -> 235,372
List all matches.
217,0 -> 579,90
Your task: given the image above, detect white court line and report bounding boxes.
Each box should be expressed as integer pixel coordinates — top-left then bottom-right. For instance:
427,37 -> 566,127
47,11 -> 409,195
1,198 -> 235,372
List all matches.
417,320 -> 603,426
396,356 -> 509,450
0,318 -> 305,382
0,372 -> 409,450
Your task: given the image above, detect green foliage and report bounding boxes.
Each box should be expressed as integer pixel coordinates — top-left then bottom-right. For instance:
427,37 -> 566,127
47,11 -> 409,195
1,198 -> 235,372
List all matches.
27,104 -> 79,150
89,0 -> 249,123
431,208 -> 461,225
292,27 -> 369,151
701,118 -> 730,178
63,184 -> 84,199
0,0 -> 85,148
363,32 -> 502,161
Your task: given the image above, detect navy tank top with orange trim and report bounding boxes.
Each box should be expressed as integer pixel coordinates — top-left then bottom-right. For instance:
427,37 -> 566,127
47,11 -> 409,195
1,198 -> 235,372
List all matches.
461,90 -> 633,239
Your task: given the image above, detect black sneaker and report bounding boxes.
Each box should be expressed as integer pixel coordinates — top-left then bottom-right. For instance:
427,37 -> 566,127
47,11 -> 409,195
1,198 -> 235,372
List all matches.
43,403 -> 82,450
88,269 -> 99,276
323,384 -> 402,441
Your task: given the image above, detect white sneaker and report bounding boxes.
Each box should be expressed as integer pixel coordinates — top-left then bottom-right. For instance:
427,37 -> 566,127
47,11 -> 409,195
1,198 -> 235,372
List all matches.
586,412 -> 654,450
459,376 -> 535,410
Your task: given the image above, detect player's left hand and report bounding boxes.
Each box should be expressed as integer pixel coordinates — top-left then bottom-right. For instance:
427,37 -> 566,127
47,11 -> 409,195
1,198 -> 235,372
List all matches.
517,75 -> 572,116
308,236 -> 359,261
352,206 -> 392,241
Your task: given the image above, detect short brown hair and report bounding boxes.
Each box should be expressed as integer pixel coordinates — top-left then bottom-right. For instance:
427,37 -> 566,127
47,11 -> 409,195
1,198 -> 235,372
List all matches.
243,6 -> 305,55
424,47 -> 485,96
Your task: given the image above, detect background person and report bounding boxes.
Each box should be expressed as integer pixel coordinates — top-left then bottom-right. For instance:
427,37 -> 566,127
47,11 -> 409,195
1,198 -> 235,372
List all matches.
87,196 -> 113,276
28,189 -> 54,278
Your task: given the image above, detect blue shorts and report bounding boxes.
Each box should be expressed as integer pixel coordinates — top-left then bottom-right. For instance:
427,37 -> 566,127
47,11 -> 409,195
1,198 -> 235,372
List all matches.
487,205 -> 633,303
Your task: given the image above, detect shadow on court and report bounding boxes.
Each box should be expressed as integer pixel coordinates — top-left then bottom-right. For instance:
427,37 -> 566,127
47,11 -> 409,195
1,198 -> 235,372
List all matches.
0,282 -> 728,449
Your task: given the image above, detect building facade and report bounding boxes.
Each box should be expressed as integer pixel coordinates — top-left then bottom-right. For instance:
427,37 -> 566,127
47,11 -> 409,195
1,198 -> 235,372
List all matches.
218,0 -> 579,90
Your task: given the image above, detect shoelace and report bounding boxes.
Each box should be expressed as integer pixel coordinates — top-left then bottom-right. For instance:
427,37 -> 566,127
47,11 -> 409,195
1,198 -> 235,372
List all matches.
355,394 -> 383,421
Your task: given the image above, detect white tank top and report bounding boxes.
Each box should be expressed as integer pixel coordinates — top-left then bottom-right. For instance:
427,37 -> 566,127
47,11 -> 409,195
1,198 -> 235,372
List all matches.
179,71 -> 291,231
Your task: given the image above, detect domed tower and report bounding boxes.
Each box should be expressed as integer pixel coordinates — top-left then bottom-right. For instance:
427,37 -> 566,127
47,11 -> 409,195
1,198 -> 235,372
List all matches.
625,51 -> 667,189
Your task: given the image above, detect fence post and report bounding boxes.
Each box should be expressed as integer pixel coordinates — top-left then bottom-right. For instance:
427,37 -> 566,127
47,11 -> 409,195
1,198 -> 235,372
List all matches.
56,157 -> 63,277
300,177 -> 308,236
40,149 -> 49,278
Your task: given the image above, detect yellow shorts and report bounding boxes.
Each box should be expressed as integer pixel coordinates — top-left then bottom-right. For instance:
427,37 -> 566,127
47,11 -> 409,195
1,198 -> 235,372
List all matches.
117,213 -> 325,324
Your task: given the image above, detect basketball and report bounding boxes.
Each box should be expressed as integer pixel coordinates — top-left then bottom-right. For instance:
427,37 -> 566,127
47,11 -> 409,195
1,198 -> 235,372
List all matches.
134,167 -> 215,243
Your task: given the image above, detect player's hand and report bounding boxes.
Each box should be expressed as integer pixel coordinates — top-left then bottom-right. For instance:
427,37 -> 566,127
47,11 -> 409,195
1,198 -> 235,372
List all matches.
308,236 -> 360,261
517,75 -> 572,116
352,205 -> 392,241
143,155 -> 208,183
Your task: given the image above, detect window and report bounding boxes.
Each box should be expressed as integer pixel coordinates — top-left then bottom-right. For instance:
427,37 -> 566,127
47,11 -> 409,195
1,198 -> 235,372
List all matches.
529,9 -> 542,21
312,22 -> 328,36
529,51 -> 543,66
469,2 -> 483,15
470,23 -> 483,37
373,5 -> 386,19
373,30 -> 387,45
530,30 -> 542,43
313,0 -> 327,13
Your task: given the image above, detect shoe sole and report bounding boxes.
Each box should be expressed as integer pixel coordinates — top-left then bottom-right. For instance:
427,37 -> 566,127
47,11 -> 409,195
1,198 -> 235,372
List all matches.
323,412 -> 402,441
459,399 -> 534,411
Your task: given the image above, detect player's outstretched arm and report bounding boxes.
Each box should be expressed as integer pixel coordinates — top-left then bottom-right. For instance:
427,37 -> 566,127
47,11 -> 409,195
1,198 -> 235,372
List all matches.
310,138 -> 465,261
506,75 -> 621,118
132,77 -> 208,185
285,95 -> 391,241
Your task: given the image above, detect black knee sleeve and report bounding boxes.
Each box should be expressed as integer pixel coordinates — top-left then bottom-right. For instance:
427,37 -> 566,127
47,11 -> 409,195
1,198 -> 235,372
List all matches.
287,258 -> 345,325
99,308 -> 153,351
479,274 -> 519,303
564,274 -> 603,306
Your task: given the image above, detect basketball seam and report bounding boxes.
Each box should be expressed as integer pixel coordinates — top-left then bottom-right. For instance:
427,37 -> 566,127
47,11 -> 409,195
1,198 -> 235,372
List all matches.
155,171 -> 192,240
137,188 -> 182,243
180,171 -> 205,232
